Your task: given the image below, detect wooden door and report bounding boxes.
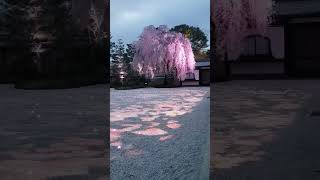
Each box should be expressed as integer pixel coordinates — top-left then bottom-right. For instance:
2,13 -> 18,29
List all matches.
200,69 -> 210,85
288,23 -> 320,75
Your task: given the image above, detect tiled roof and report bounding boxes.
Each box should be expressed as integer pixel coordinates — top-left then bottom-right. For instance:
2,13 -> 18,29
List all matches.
276,1 -> 320,16
196,58 -> 210,62
195,59 -> 210,67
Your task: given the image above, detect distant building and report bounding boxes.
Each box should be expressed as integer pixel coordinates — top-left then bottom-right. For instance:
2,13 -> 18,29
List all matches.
182,58 -> 210,86
143,58 -> 211,87
234,0 -> 320,77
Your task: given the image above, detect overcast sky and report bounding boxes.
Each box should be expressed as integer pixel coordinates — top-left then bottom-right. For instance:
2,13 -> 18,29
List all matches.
111,0 -> 210,47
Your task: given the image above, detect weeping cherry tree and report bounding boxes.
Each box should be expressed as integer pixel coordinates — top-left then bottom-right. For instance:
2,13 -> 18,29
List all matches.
213,0 -> 274,60
132,25 -> 195,84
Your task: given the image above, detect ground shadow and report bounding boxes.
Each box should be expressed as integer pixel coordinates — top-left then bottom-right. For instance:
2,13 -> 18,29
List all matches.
0,84 -> 108,179
210,81 -> 320,179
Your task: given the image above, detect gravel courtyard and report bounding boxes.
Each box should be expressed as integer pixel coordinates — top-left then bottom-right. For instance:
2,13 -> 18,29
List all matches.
110,87 -> 210,180
0,84 -> 108,180
211,80 -> 320,180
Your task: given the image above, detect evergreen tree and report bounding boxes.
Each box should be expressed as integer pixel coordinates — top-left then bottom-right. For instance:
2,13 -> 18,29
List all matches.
123,43 -> 135,75
41,0 -> 79,78
110,39 -> 126,76
1,0 -> 32,45
43,0 -> 74,48
171,24 -> 208,55
0,0 -> 35,79
88,1 -> 108,81
88,1 -> 105,46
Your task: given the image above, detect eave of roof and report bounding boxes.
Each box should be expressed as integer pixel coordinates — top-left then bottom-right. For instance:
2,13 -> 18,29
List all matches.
275,1 -> 320,17
270,1 -> 320,25
196,61 -> 210,67
195,58 -> 210,62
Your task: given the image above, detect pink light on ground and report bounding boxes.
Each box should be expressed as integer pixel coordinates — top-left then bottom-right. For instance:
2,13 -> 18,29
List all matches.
146,122 -> 161,128
133,128 -> 168,136
159,135 -> 175,141
140,115 -> 160,122
110,129 -> 121,142
110,89 -> 207,123
117,124 -> 142,133
110,88 -> 209,154
166,123 -> 181,129
111,141 -> 122,149
167,120 -> 179,124
110,124 -> 143,150
110,130 -> 122,150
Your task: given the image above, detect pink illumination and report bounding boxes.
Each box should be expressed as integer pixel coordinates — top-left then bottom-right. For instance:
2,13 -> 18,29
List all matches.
117,124 -> 142,133
159,135 -> 175,141
132,25 -> 196,80
110,129 -> 121,142
167,120 -> 179,124
147,122 -> 161,128
110,88 -> 209,156
166,123 -> 181,129
133,128 -> 168,136
111,141 -> 122,148
213,0 -> 274,60
110,89 -> 207,123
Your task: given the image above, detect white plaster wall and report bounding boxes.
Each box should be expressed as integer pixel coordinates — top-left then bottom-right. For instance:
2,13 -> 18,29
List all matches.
266,26 -> 285,59
194,70 -> 199,80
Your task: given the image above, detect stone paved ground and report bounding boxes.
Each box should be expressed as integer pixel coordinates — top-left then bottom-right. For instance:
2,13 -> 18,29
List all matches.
211,80 -> 320,180
110,87 -> 210,180
0,84 -> 108,180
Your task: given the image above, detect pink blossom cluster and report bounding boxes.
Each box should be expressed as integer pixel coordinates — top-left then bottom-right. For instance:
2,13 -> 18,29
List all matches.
213,0 -> 274,60
132,25 -> 195,81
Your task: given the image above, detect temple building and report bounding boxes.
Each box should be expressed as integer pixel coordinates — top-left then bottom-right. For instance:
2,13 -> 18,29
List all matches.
231,0 -> 320,78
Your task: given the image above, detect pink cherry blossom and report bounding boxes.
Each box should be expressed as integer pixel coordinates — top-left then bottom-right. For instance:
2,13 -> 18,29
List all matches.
212,0 -> 274,60
132,25 -> 195,81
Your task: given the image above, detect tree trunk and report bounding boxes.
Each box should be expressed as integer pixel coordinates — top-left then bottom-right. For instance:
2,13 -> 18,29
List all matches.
164,61 -> 170,86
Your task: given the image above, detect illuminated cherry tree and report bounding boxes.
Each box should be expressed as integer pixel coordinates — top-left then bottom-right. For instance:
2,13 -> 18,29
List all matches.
212,0 -> 274,60
132,25 -> 195,81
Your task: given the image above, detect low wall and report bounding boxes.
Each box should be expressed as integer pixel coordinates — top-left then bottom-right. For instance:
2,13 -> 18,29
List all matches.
231,61 -> 285,75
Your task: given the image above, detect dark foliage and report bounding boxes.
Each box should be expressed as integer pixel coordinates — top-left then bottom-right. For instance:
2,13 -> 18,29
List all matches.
1,1 -> 108,87
171,24 -> 208,55
110,39 -> 146,89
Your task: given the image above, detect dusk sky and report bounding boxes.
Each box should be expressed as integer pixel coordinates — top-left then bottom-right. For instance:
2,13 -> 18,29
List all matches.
111,0 -> 210,48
